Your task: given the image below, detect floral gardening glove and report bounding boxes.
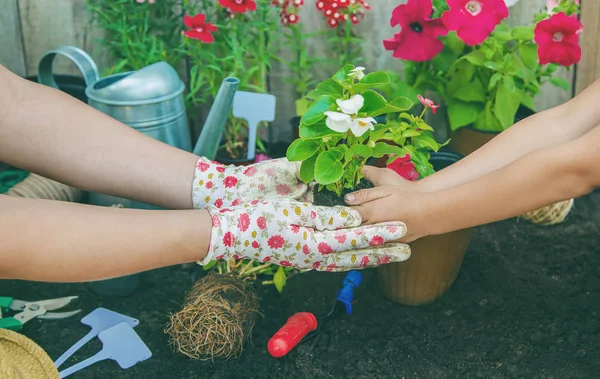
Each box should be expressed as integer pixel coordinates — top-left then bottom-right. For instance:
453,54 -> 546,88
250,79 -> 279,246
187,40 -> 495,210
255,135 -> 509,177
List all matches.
191,157 -> 314,209
200,199 -> 411,272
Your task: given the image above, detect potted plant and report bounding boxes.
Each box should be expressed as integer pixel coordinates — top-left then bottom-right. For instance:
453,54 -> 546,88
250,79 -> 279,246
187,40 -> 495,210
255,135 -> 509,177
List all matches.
286,64 -> 469,303
381,0 -> 582,225
275,0 -> 321,139
382,0 -> 582,154
181,0 -> 283,165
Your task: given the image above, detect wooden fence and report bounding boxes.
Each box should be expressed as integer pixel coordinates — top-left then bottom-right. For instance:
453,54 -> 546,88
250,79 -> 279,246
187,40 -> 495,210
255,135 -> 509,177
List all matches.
1,0 -> 595,143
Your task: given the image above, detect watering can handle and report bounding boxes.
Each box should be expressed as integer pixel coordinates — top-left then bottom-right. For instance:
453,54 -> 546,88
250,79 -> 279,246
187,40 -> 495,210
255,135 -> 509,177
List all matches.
37,45 -> 100,89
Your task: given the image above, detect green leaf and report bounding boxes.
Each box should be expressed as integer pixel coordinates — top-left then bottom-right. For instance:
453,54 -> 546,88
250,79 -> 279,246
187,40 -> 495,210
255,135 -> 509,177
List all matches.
518,43 -> 539,70
301,95 -> 336,126
447,60 -> 475,94
314,151 -> 344,185
474,101 -> 503,132
401,129 -> 421,138
371,142 -> 405,158
359,90 -> 388,114
286,139 -> 319,161
511,26 -> 534,41
306,79 -> 343,99
351,71 -> 390,92
463,50 -> 486,66
273,266 -> 286,294
550,77 -> 571,91
345,144 -> 373,161
412,134 -> 440,152
488,72 -> 503,91
494,79 -> 522,129
332,64 -> 354,84
452,80 -> 486,102
299,119 -> 341,139
329,146 -> 346,160
484,61 -> 504,71
492,23 -> 512,42
503,75 -> 516,92
521,93 -> 535,110
446,99 -> 482,130
432,48 -> 459,71
370,96 -> 413,117
202,260 -> 218,271
411,149 -> 435,178
299,154 -> 317,183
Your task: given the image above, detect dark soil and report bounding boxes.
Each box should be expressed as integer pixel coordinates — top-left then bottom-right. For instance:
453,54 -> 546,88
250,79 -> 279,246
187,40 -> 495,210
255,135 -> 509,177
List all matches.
3,192 -> 600,378
313,180 -> 374,207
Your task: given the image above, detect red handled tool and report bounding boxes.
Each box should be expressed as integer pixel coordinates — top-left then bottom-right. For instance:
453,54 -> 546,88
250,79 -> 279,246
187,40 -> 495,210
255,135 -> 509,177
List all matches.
267,271 -> 362,358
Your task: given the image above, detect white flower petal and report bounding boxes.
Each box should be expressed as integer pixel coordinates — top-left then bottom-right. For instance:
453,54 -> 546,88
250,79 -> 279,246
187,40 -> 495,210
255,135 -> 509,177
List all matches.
350,117 -> 376,137
336,94 -> 364,115
325,111 -> 353,133
349,67 -> 366,80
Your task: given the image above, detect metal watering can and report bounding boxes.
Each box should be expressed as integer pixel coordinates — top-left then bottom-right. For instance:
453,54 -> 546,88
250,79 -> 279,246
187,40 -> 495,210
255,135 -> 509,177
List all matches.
37,45 -> 240,210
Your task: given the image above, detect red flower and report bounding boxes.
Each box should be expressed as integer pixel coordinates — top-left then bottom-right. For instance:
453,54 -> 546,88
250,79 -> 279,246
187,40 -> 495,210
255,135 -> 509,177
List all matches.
534,12 -> 582,66
334,233 -> 346,244
216,166 -> 226,173
182,14 -> 218,43
290,225 -> 300,233
214,198 -> 223,208
326,263 -> 337,272
263,256 -> 271,262
224,176 -> 238,188
417,94 -> 440,114
252,241 -> 260,249
377,256 -> 392,265
276,184 -> 291,196
360,256 -> 370,267
303,244 -> 310,255
251,200 -> 259,205
310,211 -> 317,219
268,235 -> 285,249
231,198 -> 241,206
370,235 -> 384,246
383,0 -> 448,62
205,181 -> 213,189
313,261 -> 321,270
442,0 -> 508,46
280,260 -> 292,267
211,215 -> 221,227
223,232 -> 235,247
237,213 -> 251,232
219,0 -> 256,13
318,242 -> 333,254
256,216 -> 267,230
197,161 -> 210,172
243,166 -> 257,177
387,154 -> 419,181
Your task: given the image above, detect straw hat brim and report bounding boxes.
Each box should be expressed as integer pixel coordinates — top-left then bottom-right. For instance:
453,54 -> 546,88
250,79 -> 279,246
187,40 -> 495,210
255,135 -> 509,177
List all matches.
0,328 -> 59,379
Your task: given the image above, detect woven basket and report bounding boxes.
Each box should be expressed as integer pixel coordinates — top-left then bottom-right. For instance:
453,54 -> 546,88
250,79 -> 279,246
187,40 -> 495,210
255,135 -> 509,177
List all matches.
521,198 -> 574,226
6,173 -> 81,202
0,328 -> 59,379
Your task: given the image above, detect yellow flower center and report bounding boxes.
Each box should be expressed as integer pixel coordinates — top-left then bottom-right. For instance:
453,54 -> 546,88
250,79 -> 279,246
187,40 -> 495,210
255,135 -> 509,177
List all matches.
465,1 -> 482,16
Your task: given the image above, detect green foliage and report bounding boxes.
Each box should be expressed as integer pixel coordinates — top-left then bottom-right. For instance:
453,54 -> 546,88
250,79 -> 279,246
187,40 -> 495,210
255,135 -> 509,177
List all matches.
395,1 -> 580,133
287,65 -> 442,197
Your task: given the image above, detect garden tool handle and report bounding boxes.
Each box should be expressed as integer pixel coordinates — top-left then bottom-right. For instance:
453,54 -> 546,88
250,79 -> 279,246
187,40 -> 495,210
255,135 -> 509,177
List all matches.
0,317 -> 23,331
335,270 -> 362,315
268,312 -> 317,358
37,45 -> 100,89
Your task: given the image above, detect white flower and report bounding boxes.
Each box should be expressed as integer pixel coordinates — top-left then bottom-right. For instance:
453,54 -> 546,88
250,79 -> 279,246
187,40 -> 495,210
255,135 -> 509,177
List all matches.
324,111 -> 376,137
348,66 -> 366,80
336,94 -> 364,115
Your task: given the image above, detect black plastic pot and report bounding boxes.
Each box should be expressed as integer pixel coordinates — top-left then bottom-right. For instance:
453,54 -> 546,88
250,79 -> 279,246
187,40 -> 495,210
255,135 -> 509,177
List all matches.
25,74 -> 141,297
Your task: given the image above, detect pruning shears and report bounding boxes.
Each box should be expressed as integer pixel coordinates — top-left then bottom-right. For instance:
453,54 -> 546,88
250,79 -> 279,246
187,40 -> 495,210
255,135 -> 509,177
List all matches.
268,270 -> 362,358
0,296 -> 81,331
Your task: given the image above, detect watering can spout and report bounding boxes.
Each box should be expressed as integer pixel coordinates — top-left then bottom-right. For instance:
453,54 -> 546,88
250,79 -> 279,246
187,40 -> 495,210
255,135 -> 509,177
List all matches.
192,77 -> 240,159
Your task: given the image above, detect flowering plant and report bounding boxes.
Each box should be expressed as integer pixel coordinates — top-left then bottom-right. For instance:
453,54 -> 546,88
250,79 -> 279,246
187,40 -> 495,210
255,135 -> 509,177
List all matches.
286,64 -> 443,198
382,0 -> 583,132
317,0 -> 371,70
182,0 -> 284,160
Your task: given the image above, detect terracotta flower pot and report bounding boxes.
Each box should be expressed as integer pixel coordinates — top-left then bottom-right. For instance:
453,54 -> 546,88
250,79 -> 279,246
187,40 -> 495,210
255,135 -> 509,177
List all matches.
448,127 -> 498,156
376,150 -> 473,305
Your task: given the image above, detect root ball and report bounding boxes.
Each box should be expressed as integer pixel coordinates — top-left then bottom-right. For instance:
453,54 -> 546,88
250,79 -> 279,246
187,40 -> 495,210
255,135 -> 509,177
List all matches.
165,272 -> 260,361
